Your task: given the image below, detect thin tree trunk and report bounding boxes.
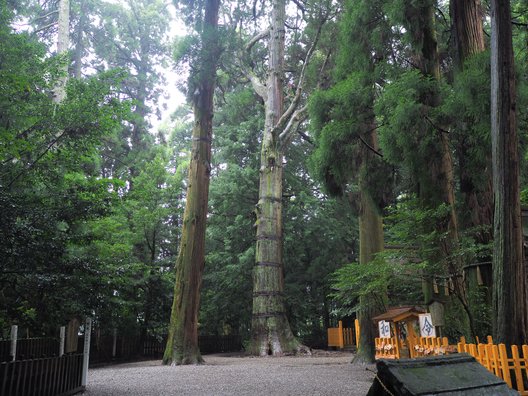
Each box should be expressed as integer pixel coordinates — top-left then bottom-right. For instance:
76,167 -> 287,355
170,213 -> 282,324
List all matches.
53,0 -> 70,103
163,0 -> 220,365
490,0 -> 528,346
250,0 -> 303,356
73,0 -> 87,80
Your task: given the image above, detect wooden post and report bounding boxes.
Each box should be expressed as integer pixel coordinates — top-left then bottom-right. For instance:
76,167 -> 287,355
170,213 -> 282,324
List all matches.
10,325 -> 17,362
338,321 -> 344,349
355,319 -> 360,348
59,326 -> 65,357
498,344 -> 512,387
81,318 -> 92,387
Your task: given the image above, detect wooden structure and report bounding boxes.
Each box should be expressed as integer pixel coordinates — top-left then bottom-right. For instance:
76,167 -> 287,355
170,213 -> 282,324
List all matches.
372,306 -> 425,359
458,337 -> 528,395
327,320 -> 359,349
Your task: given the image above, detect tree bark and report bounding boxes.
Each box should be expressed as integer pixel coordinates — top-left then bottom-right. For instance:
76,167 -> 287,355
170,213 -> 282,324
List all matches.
451,0 -> 492,337
354,127 -> 385,364
490,0 -> 528,346
163,0 -> 220,365
53,0 -> 70,103
450,0 -> 491,246
450,0 -> 485,70
407,1 -> 460,290
249,0 -> 303,356
73,0 -> 87,80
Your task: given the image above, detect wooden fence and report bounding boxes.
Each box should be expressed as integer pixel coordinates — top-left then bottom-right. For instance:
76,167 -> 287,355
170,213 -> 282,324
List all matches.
375,336 -> 458,360
458,338 -> 528,395
375,336 -> 401,359
327,320 -> 359,349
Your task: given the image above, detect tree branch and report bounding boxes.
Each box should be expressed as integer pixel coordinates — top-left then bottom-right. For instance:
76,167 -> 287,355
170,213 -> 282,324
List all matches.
32,9 -> 58,23
425,115 -> 450,134
7,130 -> 68,188
32,21 -> 56,34
276,15 -> 326,144
245,29 -> 270,52
298,129 -> 313,145
358,135 -> 383,158
278,104 -> 308,147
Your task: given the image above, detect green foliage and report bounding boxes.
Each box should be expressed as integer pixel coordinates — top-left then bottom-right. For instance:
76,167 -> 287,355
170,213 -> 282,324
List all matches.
309,74 -> 373,195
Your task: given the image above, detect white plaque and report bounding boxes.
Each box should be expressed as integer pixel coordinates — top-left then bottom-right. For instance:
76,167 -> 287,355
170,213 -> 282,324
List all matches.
419,313 -> 436,337
378,320 -> 391,338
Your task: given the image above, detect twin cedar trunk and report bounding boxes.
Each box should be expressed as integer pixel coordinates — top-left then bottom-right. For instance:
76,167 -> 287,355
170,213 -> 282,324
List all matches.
406,1 -> 461,300
163,0 -> 220,365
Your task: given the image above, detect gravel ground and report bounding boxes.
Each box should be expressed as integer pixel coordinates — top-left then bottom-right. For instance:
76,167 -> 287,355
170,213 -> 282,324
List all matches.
83,351 -> 375,396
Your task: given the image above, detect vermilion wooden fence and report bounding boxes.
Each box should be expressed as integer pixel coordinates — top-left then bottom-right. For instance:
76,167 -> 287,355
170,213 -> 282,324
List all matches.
458,337 -> 528,395
327,320 -> 359,349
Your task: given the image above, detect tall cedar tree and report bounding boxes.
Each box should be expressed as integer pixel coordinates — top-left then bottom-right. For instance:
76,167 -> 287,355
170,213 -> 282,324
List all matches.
450,0 -> 492,336
247,0 -> 322,355
396,1 -> 463,310
250,0 -> 302,356
164,0 -> 221,365
490,0 -> 528,346
309,0 -> 390,363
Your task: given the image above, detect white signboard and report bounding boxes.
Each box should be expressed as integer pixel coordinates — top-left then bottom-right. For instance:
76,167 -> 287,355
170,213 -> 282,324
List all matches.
378,320 -> 391,338
419,313 -> 436,337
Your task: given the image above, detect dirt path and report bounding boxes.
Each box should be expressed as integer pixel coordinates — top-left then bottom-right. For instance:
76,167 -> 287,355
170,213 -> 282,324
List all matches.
83,352 -> 375,395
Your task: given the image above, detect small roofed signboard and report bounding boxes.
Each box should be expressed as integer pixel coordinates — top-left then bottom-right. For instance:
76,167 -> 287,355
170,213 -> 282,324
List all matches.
367,354 -> 517,395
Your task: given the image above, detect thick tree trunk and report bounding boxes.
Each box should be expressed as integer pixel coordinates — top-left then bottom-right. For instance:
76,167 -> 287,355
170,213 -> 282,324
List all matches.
53,0 -> 70,103
450,0 -> 490,246
250,0 -> 303,356
451,0 -> 492,337
490,0 -> 528,346
408,1 -> 460,289
354,129 -> 385,364
450,0 -> 485,69
163,0 -> 220,365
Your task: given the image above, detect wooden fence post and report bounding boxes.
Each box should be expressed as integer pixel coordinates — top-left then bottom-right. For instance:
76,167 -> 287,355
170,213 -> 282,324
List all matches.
338,321 -> 344,349
81,318 -> 92,387
498,344 -> 512,388
59,326 -> 65,357
355,319 -> 360,348
10,325 -> 17,361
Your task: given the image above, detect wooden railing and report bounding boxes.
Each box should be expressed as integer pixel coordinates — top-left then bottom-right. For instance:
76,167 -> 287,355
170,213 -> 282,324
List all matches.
375,336 -> 458,360
327,320 -> 359,349
458,337 -> 528,395
375,337 -> 401,359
